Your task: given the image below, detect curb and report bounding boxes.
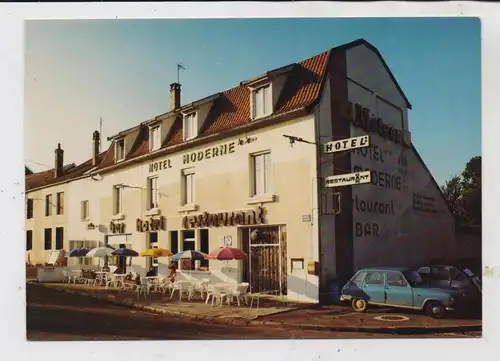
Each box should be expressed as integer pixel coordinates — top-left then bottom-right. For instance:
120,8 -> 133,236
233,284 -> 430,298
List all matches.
248,319 -> 482,334
28,282 -> 481,334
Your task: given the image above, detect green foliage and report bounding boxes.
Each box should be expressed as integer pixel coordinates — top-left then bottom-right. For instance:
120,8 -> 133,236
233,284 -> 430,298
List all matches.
441,156 -> 481,229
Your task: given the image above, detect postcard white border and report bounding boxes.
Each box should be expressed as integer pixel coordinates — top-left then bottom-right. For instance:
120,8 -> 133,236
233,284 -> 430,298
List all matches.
0,2 -> 498,361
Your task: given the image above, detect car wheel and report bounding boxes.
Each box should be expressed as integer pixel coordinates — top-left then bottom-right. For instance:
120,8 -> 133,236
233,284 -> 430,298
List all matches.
425,301 -> 446,318
352,298 -> 368,312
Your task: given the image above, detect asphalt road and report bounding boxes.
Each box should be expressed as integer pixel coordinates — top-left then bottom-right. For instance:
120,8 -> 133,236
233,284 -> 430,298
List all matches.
26,284 -> 480,341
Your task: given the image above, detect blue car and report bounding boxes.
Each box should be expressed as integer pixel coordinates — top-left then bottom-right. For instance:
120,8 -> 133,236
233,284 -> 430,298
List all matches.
340,267 -> 465,318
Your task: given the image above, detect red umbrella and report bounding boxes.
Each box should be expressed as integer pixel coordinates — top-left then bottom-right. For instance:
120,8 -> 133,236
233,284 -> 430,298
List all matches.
207,247 -> 248,260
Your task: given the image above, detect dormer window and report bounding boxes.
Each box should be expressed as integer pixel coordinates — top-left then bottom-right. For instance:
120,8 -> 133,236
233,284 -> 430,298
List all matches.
252,84 -> 272,119
183,112 -> 198,141
115,138 -> 125,162
149,125 -> 161,151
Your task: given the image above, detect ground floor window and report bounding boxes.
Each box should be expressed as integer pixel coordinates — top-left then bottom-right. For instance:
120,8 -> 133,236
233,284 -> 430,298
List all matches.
200,229 -> 209,268
26,230 -> 33,251
181,230 -> 195,270
170,231 -> 179,254
149,232 -> 159,274
69,240 -> 98,266
55,227 -> 64,250
44,228 -> 52,250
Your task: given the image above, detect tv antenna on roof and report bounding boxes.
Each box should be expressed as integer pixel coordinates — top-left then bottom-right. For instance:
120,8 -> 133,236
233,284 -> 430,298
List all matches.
177,63 -> 186,84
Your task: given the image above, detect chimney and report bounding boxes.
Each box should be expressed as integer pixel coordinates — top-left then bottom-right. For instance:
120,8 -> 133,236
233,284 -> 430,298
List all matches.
54,143 -> 64,178
170,83 -> 181,110
92,130 -> 100,166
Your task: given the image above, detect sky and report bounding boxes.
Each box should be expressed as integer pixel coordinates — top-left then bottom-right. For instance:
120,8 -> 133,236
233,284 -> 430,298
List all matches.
24,17 -> 481,185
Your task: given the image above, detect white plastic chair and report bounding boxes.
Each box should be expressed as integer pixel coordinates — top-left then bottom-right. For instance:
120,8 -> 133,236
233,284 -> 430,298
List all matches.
206,285 -> 230,307
230,282 -> 249,307
62,269 -> 70,283
170,281 -> 194,301
136,278 -> 154,299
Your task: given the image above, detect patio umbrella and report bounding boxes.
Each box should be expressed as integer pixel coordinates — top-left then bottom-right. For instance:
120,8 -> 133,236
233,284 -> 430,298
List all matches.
139,248 -> 174,257
206,247 -> 248,260
111,248 -> 138,257
207,247 -> 248,282
67,248 -> 89,257
86,247 -> 114,258
170,250 -> 207,262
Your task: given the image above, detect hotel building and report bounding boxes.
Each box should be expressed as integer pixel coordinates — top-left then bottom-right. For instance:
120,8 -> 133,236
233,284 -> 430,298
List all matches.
25,39 -> 456,302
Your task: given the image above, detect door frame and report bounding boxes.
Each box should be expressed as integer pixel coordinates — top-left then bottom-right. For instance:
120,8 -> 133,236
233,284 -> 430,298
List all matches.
240,224 -> 286,295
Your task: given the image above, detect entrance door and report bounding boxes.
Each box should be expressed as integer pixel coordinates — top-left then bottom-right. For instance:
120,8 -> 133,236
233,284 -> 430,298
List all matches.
242,226 -> 287,295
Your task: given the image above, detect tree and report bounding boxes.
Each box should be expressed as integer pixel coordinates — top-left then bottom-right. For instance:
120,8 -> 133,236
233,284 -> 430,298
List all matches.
441,156 -> 481,229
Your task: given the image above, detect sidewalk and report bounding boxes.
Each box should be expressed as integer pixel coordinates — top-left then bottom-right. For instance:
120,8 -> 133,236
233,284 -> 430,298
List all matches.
27,281 -> 308,325
250,304 -> 482,334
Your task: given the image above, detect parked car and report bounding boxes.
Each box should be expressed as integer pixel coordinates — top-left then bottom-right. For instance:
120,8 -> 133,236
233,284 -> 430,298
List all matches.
416,265 -> 482,315
340,267 -> 467,318
416,265 -> 482,295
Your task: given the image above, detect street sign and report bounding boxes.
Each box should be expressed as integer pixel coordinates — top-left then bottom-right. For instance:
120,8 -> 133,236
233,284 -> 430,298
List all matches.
324,135 -> 370,154
325,170 -> 371,188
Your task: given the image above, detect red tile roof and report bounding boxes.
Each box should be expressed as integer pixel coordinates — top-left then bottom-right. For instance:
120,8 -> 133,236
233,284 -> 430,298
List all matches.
26,153 -> 108,191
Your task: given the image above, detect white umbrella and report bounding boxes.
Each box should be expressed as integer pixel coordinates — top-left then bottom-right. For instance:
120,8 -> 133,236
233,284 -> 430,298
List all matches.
86,247 -> 114,258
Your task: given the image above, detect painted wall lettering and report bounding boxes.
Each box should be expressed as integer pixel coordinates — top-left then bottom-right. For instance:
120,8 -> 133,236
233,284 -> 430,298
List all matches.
352,165 -> 402,192
136,216 -> 167,232
355,222 -> 380,237
149,159 -> 172,173
353,144 -> 387,163
182,206 -> 265,229
412,193 -> 438,214
182,141 -> 236,165
353,196 -> 395,215
339,101 -> 411,147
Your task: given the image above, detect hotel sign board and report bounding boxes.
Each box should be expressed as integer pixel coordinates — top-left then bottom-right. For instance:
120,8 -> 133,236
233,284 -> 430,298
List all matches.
324,135 -> 370,154
325,170 -> 371,188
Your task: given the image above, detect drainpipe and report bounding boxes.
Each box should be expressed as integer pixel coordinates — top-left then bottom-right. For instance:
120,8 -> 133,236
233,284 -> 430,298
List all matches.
313,105 -> 324,304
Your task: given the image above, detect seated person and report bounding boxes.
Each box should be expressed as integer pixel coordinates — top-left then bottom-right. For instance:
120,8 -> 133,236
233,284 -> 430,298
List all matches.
168,264 -> 177,283
146,266 -> 156,277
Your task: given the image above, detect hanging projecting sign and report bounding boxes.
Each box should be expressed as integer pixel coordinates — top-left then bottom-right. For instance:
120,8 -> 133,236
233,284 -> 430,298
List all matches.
325,170 -> 371,188
324,135 -> 370,154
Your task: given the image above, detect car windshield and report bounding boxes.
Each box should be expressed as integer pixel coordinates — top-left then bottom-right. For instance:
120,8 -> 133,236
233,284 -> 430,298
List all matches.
403,270 -> 423,285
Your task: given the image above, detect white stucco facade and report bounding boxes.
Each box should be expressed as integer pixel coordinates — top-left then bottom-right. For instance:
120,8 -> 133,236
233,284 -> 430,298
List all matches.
67,114 -> 320,302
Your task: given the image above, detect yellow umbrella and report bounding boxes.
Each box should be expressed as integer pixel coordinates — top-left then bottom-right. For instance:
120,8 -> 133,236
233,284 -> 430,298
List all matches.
139,248 -> 173,257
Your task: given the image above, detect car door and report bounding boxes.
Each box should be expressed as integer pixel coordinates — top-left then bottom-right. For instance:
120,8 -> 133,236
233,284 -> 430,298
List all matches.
384,271 -> 414,307
362,271 -> 386,304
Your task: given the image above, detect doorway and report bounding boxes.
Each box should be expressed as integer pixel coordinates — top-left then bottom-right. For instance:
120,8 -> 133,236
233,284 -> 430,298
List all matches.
241,226 -> 287,295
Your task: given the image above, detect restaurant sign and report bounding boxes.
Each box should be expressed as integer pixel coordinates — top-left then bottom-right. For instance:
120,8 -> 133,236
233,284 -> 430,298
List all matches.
136,216 -> 166,232
109,221 -> 126,234
182,206 -> 265,229
325,170 -> 371,188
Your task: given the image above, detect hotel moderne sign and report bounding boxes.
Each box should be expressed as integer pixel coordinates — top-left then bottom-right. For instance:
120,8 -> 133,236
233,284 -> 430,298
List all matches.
340,101 -> 412,147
